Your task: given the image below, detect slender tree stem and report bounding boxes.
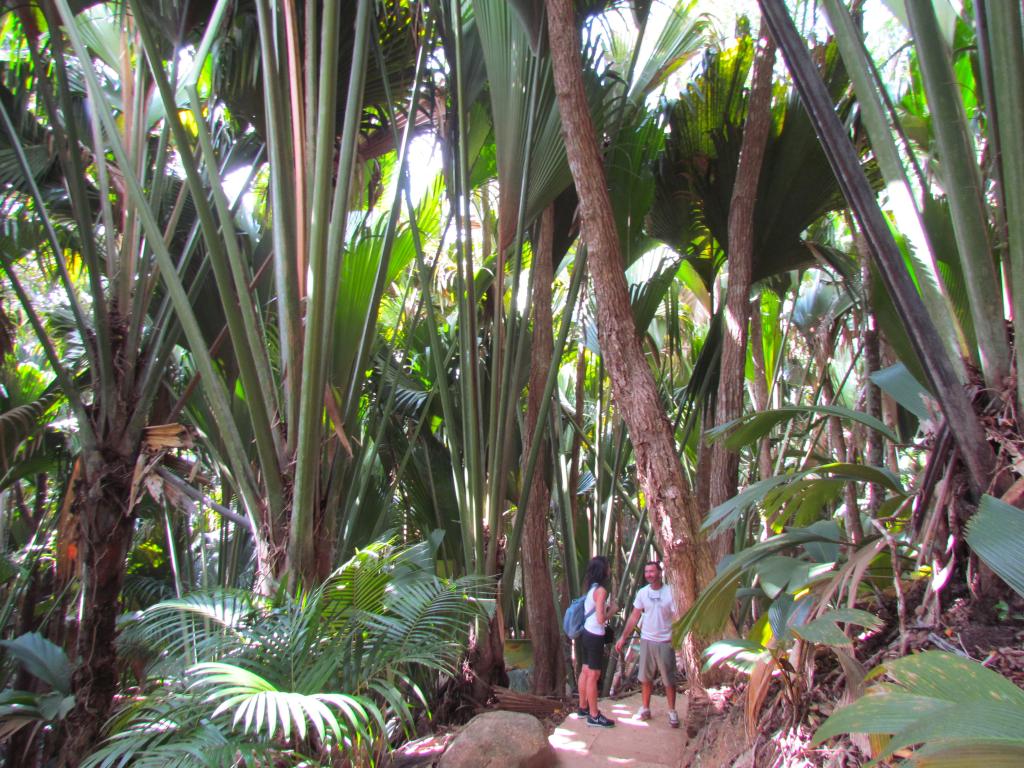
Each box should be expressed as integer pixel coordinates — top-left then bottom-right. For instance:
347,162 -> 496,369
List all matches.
546,0 -> 717,686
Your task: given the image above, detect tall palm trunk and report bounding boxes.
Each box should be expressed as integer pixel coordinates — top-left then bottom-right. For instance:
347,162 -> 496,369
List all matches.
60,445 -> 137,767
46,316 -> 148,765
522,206 -> 564,696
709,28 -> 776,559
545,0 -> 716,685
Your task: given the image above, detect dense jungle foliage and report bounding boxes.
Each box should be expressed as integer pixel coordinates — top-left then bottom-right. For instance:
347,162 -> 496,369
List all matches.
1,0 -> 1023,765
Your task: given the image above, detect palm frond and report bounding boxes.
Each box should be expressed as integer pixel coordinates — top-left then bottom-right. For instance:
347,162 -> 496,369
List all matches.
189,662 -> 375,746
628,0 -> 707,102
0,390 -> 61,472
651,37 -> 858,281
97,541 -> 483,764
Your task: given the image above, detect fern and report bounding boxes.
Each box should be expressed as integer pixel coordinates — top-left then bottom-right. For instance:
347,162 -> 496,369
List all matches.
88,539 -> 487,766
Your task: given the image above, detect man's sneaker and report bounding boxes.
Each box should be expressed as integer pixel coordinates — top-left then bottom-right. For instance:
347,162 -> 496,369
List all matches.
668,710 -> 680,729
636,707 -> 652,721
586,712 -> 616,728
576,707 -> 589,718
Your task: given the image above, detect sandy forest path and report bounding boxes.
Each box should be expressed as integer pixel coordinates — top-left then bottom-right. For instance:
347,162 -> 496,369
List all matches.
548,692 -> 689,767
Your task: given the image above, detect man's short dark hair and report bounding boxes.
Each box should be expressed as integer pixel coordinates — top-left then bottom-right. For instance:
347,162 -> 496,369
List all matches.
644,561 -> 662,570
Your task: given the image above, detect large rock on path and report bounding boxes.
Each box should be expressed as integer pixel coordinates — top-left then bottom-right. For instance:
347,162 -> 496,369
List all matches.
439,711 -> 555,768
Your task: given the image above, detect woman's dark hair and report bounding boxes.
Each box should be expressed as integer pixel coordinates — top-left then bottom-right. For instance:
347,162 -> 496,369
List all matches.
584,556 -> 610,589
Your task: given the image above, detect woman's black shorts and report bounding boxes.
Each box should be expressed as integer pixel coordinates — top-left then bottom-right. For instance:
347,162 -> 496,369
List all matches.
580,628 -> 605,669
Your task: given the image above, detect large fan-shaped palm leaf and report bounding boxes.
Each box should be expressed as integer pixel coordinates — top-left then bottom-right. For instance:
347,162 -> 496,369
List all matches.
650,36 -> 861,285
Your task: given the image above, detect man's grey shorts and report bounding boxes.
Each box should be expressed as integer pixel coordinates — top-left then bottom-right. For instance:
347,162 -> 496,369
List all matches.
639,638 -> 678,685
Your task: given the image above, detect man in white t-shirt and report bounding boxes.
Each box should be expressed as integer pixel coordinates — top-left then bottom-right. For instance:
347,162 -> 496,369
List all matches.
615,561 -> 680,727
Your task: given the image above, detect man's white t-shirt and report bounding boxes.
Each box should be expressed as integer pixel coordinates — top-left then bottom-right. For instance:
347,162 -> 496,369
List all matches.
634,584 -> 676,643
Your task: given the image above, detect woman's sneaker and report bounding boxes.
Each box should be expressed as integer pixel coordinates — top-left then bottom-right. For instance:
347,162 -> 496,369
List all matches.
576,707 -> 589,718
586,713 -> 615,728
668,710 -> 680,729
636,707 -> 652,721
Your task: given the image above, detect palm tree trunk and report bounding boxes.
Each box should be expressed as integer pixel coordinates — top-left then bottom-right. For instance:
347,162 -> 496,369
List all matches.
709,27 -> 776,559
546,0 -> 716,685
818,346 -> 864,545
253,508 -> 286,596
60,448 -> 137,767
522,206 -> 564,696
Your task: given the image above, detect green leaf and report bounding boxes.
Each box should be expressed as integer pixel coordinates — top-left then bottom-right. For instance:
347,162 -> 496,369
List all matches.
0,390 -> 61,471
817,607 -> 883,626
814,651 -> 1024,764
675,527 -> 842,642
881,651 -> 1024,706
74,5 -> 125,72
702,639 -> 770,672
628,0 -> 705,101
870,362 -> 933,421
903,742 -> 1024,767
793,608 -> 882,647
793,620 -> 852,646
814,691 -> 957,743
791,478 -> 846,527
820,463 -> 906,495
754,556 -> 806,599
0,633 -> 71,695
966,495 -> 1024,599
0,554 -> 19,583
37,692 -> 74,721
879,703 -> 1024,760
767,592 -> 801,642
801,520 -> 842,564
747,613 -> 772,647
628,250 -> 685,333
704,464 -> 902,538
707,405 -> 899,450
703,474 -> 795,534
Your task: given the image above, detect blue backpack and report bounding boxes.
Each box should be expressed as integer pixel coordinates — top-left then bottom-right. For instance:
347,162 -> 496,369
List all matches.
563,592 -> 595,639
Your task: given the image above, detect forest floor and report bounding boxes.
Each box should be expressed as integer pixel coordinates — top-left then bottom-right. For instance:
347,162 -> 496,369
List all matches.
544,585 -> 1024,768
546,688 -> 770,768
391,587 -> 1024,767
548,691 -> 687,767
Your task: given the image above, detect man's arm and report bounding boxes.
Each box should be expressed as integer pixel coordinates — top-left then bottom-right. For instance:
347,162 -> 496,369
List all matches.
615,607 -> 643,653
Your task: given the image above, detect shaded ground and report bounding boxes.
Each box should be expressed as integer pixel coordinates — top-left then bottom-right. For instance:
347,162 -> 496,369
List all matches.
548,692 -> 691,767
394,591 -> 1024,768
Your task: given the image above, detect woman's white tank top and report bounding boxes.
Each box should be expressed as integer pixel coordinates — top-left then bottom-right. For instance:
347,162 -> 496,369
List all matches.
583,584 -> 604,635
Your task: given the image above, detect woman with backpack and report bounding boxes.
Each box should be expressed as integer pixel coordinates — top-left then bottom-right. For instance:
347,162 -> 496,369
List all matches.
577,556 -> 617,727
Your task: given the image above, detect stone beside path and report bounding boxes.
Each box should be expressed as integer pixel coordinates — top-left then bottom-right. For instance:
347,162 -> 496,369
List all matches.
548,692 -> 689,767
438,710 -> 554,767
